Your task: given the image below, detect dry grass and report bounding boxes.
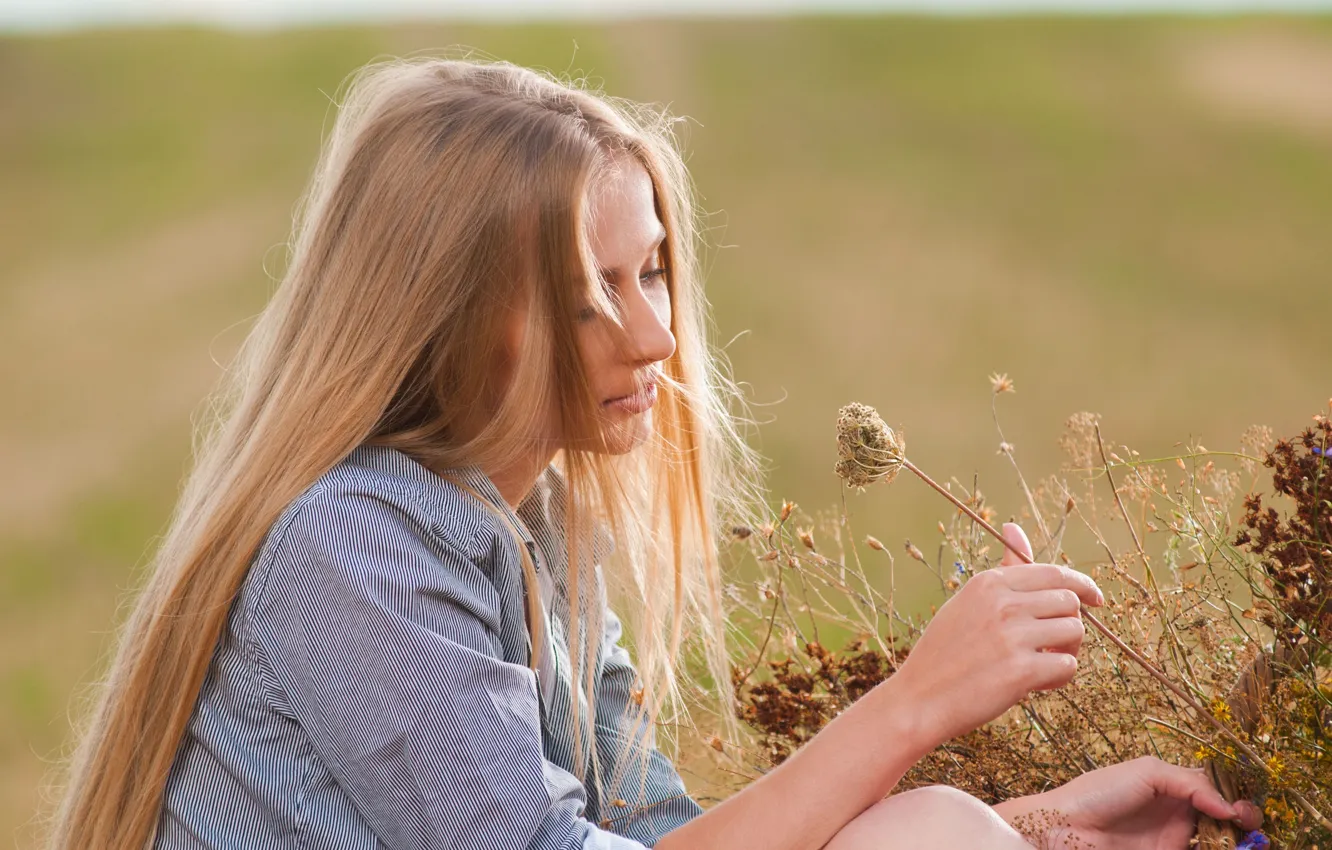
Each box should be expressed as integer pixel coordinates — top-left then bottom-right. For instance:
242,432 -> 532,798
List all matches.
3,15 -> 1332,846
675,395 -> 1331,848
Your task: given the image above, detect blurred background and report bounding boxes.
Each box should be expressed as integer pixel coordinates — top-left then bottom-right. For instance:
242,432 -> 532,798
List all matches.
2,0 -> 1331,844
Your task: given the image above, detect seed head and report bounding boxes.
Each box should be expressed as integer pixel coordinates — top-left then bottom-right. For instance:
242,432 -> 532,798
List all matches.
835,402 -> 906,489
989,373 -> 1016,394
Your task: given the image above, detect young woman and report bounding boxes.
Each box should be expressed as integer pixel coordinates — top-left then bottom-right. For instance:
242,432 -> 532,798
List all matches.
51,57 -> 1261,850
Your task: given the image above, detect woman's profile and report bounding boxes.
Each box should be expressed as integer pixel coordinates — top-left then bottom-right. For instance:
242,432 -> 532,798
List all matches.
49,57 -> 1263,850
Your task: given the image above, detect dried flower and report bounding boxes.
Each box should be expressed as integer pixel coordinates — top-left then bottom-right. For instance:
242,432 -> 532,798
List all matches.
724,405 -> 1332,850
834,403 -> 906,488
1235,417 -> 1332,644
989,373 -> 1016,394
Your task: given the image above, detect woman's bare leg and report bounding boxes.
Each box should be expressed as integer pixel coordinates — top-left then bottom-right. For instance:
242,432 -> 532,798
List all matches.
824,786 -> 1033,850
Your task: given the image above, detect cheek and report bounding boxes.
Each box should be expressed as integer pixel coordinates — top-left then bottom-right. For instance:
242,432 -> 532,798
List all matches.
574,323 -> 614,390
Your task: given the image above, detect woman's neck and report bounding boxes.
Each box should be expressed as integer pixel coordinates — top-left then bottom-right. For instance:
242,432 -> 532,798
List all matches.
483,450 -> 556,509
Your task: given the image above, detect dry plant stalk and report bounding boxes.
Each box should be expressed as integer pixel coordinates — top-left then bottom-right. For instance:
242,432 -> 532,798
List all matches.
697,390 -> 1331,850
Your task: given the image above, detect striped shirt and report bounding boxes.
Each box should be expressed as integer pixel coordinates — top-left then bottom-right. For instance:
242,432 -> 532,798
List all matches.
155,444 -> 702,849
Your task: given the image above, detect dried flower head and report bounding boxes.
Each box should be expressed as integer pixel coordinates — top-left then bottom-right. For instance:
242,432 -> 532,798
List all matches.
724,403 -> 1332,849
835,402 -> 906,488
989,372 -> 1016,394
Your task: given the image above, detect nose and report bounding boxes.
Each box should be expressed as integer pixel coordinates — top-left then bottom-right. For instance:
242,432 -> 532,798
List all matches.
621,284 -> 675,366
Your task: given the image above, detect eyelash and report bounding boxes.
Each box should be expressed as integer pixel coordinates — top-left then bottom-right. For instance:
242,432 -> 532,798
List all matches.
577,268 -> 669,322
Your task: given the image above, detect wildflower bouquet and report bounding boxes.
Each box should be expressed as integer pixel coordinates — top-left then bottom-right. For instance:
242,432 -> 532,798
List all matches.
708,386 -> 1331,849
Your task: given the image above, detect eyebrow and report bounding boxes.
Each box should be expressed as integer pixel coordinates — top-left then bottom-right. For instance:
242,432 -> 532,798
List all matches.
596,226 -> 667,281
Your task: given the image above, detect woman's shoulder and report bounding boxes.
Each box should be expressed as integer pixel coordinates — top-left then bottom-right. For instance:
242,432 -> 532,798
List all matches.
236,444 -> 533,658
241,445 -> 522,619
274,444 -> 504,559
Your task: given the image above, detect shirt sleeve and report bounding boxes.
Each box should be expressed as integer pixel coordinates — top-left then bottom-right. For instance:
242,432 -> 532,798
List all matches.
244,487 -> 648,850
593,606 -> 704,847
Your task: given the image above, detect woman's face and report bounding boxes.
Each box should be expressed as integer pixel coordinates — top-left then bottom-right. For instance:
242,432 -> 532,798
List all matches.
499,156 -> 676,457
575,157 -> 676,454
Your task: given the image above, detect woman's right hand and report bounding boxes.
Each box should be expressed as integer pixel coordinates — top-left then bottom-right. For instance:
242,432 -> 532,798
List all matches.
890,522 -> 1104,746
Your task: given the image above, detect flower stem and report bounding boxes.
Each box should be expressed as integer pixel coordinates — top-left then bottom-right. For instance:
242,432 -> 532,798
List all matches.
899,457 -> 1332,831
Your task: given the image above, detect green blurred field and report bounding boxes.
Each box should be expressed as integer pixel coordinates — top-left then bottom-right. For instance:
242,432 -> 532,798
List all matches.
2,14 -> 1332,845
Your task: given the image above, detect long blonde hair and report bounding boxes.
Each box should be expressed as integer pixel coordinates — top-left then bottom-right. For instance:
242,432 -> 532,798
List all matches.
50,55 -> 761,849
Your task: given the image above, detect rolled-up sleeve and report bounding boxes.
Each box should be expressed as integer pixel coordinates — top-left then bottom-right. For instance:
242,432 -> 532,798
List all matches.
594,607 -> 704,847
244,488 -> 647,850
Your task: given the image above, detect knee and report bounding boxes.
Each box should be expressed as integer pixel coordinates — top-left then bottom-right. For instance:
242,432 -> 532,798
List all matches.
825,786 -> 1031,850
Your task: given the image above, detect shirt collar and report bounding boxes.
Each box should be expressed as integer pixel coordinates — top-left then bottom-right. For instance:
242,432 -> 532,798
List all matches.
348,443 -> 539,550
439,463 -> 540,551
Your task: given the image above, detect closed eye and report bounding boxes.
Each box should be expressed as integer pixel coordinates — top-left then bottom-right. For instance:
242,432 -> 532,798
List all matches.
641,267 -> 668,284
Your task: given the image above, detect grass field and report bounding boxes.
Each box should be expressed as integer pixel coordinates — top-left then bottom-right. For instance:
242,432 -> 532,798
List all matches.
2,14 -> 1331,845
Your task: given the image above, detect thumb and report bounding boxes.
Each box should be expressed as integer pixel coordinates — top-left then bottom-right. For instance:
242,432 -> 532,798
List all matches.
999,522 -> 1033,566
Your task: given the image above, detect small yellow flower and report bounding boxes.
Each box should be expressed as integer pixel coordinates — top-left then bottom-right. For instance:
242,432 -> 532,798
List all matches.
1265,754 -> 1285,781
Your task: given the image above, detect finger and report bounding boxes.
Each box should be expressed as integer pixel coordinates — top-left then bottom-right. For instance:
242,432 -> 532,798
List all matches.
1024,616 -> 1086,654
1142,762 -> 1256,826
1020,589 -> 1083,620
1233,801 -> 1264,832
999,563 -> 1105,607
999,522 -> 1033,566
1027,649 -> 1079,691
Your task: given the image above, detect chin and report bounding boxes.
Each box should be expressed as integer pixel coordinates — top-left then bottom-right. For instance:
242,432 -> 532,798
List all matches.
599,409 -> 654,456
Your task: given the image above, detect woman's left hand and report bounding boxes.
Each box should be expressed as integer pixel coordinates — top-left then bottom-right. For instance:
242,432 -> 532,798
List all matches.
993,756 -> 1263,850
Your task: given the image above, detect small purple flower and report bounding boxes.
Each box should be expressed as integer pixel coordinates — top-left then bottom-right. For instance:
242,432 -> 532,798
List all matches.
954,561 -> 966,575
1236,830 -> 1270,850
1314,445 -> 1329,457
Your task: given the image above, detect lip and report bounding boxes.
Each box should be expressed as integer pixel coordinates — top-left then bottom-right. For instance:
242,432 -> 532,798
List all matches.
603,381 -> 657,414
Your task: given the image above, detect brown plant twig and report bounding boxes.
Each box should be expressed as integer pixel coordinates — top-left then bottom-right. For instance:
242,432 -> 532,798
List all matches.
901,456 -> 1332,834
1093,424 -> 1203,696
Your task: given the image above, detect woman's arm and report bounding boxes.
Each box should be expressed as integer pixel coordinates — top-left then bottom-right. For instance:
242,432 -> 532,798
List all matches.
660,523 -> 1105,850
593,606 -> 704,843
248,488 -> 645,850
657,667 -> 935,850
992,757 -> 1263,849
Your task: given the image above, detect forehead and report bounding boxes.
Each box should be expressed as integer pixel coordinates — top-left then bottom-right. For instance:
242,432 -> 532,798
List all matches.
586,157 -> 664,266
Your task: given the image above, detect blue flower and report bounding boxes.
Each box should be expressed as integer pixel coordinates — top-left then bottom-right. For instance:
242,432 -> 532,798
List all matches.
1314,445 -> 1329,457
1236,830 -> 1270,850
954,561 -> 966,575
